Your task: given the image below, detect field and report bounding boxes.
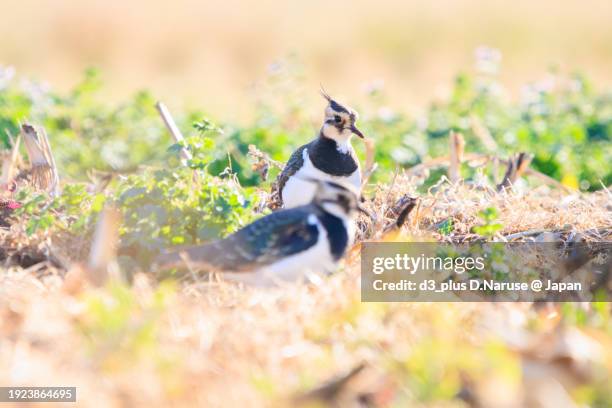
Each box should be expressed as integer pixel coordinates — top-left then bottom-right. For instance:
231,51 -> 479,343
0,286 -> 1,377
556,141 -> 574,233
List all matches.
1,1 -> 612,407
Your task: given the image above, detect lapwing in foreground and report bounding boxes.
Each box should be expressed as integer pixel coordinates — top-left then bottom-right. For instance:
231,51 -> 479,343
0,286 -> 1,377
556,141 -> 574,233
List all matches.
154,180 -> 364,286
274,91 -> 364,208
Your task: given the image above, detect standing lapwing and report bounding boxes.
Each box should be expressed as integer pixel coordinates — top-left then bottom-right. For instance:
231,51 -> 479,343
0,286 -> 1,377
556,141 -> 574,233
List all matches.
154,180 -> 364,286
273,91 -> 364,208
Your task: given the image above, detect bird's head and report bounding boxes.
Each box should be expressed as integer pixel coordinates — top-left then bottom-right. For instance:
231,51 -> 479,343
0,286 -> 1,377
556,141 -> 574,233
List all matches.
320,88 -> 364,142
311,179 -> 367,219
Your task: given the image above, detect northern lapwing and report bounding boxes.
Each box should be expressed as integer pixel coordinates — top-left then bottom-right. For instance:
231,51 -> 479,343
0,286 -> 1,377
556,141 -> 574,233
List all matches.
154,180 -> 364,286
273,91 -> 364,208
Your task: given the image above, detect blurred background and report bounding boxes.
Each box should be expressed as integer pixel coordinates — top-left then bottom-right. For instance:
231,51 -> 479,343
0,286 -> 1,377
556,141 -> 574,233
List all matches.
2,0 -> 612,119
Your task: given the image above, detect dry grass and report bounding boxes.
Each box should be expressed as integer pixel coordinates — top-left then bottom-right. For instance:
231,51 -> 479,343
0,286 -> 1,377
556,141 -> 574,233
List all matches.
360,173 -> 612,241
1,179 -> 611,407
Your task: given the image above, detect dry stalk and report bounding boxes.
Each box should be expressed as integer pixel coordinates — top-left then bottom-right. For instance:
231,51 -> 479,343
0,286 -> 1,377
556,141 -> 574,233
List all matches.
247,144 -> 284,181
448,131 -> 465,183
524,167 -> 573,193
21,123 -> 60,196
87,207 -> 122,286
155,101 -> 192,163
388,195 -> 418,231
497,152 -> 533,191
503,229 -> 546,241
407,151 -> 573,193
364,194 -> 419,240
361,137 -> 378,186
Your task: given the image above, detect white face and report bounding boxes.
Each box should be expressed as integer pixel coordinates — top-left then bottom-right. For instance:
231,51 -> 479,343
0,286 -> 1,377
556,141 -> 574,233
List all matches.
320,200 -> 355,220
322,108 -> 352,140
320,100 -> 362,142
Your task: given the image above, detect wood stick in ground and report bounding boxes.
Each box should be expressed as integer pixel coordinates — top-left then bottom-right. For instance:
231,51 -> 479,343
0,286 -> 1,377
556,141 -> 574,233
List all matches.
496,152 -> 533,191
87,207 -> 122,286
38,126 -> 60,195
382,195 -> 418,234
448,131 -> 465,183
155,101 -> 192,163
393,195 -> 418,229
21,123 -> 60,196
361,137 -> 377,186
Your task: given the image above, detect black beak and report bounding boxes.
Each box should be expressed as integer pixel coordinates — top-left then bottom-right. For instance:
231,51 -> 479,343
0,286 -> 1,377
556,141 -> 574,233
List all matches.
350,124 -> 365,138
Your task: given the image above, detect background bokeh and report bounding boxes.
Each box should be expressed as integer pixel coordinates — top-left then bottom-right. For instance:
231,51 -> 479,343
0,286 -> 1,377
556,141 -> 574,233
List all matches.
2,0 -> 612,118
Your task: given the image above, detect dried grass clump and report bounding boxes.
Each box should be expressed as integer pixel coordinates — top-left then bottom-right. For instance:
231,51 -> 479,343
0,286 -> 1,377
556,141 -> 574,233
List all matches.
0,176 -> 610,406
359,173 -> 611,243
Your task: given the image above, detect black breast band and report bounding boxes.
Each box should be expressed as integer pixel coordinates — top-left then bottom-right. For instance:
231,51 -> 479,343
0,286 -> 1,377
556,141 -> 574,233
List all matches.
317,212 -> 349,260
308,136 -> 358,176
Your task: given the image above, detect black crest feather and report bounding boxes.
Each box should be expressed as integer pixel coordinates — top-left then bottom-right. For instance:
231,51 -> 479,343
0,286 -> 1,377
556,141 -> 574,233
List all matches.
320,86 -> 348,113
320,85 -> 332,102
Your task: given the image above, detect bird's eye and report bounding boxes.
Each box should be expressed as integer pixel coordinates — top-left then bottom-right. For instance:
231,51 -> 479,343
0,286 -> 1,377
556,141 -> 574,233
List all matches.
333,115 -> 342,123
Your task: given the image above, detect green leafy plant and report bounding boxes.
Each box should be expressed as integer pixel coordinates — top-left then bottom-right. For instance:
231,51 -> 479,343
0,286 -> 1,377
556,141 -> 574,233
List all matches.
114,166 -> 261,262
437,218 -> 454,235
472,207 -> 503,238
14,184 -> 105,235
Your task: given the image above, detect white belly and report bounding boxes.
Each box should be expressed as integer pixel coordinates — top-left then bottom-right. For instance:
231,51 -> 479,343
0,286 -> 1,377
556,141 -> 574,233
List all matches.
221,217 -> 337,287
281,149 -> 361,208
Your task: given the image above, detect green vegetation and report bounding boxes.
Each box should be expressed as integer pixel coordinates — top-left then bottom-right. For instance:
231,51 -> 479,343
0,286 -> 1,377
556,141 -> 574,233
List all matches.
115,168 -> 260,261
2,65 -> 611,191
472,207 -> 503,238
2,64 -> 611,257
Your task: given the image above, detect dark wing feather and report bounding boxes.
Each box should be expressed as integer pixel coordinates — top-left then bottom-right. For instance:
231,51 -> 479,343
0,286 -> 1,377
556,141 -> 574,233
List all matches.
155,206 -> 320,272
272,142 -> 310,206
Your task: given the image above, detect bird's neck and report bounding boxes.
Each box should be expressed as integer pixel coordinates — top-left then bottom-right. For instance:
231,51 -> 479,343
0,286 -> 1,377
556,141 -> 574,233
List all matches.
317,130 -> 352,154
